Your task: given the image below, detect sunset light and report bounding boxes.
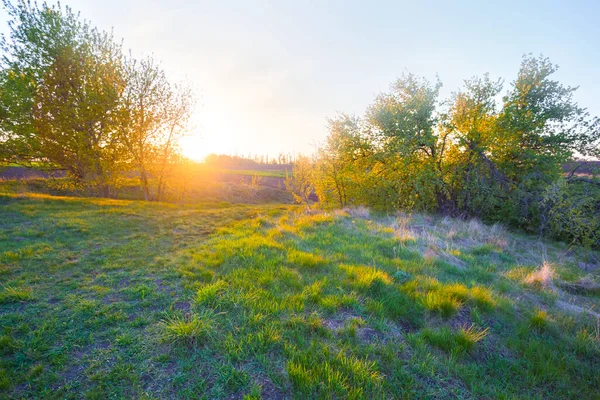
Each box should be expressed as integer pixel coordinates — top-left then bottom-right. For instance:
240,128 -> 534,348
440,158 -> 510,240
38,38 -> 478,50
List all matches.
1,1 -> 599,398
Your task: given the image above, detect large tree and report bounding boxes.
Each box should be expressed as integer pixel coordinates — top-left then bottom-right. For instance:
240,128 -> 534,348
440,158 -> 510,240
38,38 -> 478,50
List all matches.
365,73 -> 443,211
0,0 -> 126,194
0,0 -> 195,199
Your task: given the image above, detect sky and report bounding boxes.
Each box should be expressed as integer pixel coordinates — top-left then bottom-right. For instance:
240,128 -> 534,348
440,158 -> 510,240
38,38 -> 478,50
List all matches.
1,0 -> 599,160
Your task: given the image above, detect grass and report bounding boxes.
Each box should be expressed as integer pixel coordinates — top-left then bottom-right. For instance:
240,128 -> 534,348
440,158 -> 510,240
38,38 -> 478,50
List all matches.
0,286 -> 35,303
160,315 -> 213,347
420,325 -> 488,354
0,193 -> 599,398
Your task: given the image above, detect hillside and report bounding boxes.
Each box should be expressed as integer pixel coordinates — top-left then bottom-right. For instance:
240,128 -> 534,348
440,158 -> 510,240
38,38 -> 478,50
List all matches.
1,194 -> 599,398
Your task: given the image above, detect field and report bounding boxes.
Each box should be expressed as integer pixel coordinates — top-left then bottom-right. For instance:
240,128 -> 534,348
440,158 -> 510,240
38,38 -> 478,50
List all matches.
0,164 -> 292,205
1,193 -> 600,399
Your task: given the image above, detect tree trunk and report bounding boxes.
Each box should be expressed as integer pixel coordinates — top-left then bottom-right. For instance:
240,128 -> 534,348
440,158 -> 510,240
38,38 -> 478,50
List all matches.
141,170 -> 151,201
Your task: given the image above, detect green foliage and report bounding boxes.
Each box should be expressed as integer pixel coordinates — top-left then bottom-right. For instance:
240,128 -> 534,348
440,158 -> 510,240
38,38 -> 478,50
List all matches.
196,280 -> 228,307
285,342 -> 383,398
421,291 -> 463,318
285,155 -> 314,204
539,178 -> 600,248
529,309 -> 551,331
0,0 -> 193,199
311,55 -> 599,247
312,114 -> 374,209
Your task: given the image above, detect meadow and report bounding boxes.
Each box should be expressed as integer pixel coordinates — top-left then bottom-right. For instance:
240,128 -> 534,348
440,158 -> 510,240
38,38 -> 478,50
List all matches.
1,192 -> 599,399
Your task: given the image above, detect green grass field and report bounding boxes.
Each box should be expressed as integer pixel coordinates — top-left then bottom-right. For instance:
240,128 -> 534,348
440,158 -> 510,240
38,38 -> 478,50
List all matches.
1,194 -> 599,398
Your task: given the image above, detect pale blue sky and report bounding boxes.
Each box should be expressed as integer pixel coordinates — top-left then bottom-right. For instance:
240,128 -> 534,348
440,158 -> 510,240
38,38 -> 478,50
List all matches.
1,0 -> 599,159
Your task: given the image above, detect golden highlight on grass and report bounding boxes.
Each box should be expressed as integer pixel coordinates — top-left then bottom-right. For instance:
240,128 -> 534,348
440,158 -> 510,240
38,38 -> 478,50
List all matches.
1,195 -> 599,398
524,262 -> 555,290
0,286 -> 34,303
287,249 -> 327,268
422,291 -> 463,318
421,325 -> 488,354
529,309 -> 552,331
160,315 -> 212,347
196,280 -> 228,306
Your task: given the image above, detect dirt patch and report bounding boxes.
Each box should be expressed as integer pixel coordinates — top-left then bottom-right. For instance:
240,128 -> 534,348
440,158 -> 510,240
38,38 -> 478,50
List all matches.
128,312 -> 139,322
448,308 -> 474,331
173,301 -> 191,314
357,327 -> 381,342
103,293 -> 124,305
257,376 -> 287,400
322,312 -> 361,332
154,279 -> 171,293
61,363 -> 86,382
556,300 -> 600,319
117,278 -> 131,287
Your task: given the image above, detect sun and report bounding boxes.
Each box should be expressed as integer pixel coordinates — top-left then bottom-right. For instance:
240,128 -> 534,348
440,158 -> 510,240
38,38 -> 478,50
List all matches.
178,130 -> 210,161
178,108 -> 248,161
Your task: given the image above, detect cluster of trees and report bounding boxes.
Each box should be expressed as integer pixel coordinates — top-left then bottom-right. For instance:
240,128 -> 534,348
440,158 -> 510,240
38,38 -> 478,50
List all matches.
291,56 -> 600,247
246,152 -> 296,165
0,1 -> 193,200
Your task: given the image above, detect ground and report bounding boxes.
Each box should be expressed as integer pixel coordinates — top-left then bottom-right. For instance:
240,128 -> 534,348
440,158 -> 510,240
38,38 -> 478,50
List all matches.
0,193 -> 599,399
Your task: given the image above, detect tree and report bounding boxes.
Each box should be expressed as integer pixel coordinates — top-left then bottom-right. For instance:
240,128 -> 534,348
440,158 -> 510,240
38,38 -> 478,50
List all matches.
0,0 -> 126,194
496,56 -> 583,184
0,0 -> 81,166
443,74 -> 505,217
285,155 -> 314,205
0,1 -> 195,200
312,55 -> 600,247
365,74 -> 442,211
120,56 -> 193,201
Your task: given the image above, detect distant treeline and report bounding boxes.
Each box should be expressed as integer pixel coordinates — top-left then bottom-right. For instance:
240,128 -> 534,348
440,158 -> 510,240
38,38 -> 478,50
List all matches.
203,153 -> 294,169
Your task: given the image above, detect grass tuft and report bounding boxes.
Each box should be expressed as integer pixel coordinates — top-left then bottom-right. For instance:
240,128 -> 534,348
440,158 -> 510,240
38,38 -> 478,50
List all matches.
287,249 -> 327,268
469,286 -> 497,311
529,309 -> 551,331
196,280 -> 228,306
421,325 -> 488,354
524,262 -> 555,290
0,286 -> 34,303
160,315 -> 212,347
421,291 -> 463,318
